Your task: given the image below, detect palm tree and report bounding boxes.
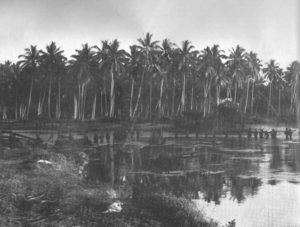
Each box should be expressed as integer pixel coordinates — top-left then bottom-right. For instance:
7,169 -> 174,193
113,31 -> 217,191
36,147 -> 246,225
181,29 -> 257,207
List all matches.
263,59 -> 282,116
285,61 -> 300,113
96,39 -> 128,119
18,45 -> 41,119
156,39 -> 175,117
69,43 -> 97,120
226,45 -> 247,104
199,45 -> 226,117
245,51 -> 262,113
133,32 -> 160,119
40,42 -> 66,119
177,40 -> 196,115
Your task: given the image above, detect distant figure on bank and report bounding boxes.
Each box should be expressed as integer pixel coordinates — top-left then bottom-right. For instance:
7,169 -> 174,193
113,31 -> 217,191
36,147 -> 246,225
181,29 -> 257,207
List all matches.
259,129 -> 264,139
136,130 -> 140,141
247,128 -> 252,139
270,129 -> 277,139
284,128 -> 293,140
83,135 -> 92,146
93,133 -> 98,144
288,129 -> 293,140
264,131 -> 269,139
254,129 -> 258,139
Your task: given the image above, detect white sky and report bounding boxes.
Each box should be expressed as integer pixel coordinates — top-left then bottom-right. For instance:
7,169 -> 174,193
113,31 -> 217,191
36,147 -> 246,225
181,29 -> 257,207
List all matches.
0,0 -> 299,67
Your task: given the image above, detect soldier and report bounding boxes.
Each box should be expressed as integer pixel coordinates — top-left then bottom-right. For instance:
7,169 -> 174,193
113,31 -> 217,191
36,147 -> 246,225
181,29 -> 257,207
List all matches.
264,130 -> 269,139
284,128 -> 289,140
288,129 -> 293,140
270,129 -> 277,139
259,129 -> 264,139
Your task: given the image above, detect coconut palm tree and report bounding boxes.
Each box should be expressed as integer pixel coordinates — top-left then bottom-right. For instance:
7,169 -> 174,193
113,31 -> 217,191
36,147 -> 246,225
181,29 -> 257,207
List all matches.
18,45 -> 41,119
156,39 -> 175,117
133,32 -> 160,119
285,61 -> 300,113
96,39 -> 128,119
199,45 -> 226,117
226,45 -> 247,104
69,43 -> 97,120
263,59 -> 282,116
176,40 -> 196,115
245,51 -> 262,113
40,42 -> 66,119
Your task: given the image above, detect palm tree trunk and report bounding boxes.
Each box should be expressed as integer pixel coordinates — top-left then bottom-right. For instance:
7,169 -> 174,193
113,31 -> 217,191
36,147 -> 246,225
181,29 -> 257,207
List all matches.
234,83 -> 237,103
267,84 -> 272,117
158,77 -> 164,116
129,79 -> 135,118
109,66 -> 115,119
27,77 -> 34,120
15,87 -> 18,120
91,91 -> 97,120
172,78 -> 175,117
244,79 -> 250,113
180,73 -> 186,115
278,89 -> 281,116
48,76 -> 52,118
191,86 -> 194,111
251,81 -> 255,114
132,70 -> 145,119
55,79 -> 61,119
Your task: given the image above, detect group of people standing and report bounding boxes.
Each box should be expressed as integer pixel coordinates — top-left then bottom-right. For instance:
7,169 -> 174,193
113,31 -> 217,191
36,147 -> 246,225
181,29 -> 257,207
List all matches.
246,128 -> 293,140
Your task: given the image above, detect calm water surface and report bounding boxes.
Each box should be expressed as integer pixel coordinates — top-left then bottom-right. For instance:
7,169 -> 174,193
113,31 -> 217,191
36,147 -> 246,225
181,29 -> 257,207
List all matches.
19,127 -> 300,227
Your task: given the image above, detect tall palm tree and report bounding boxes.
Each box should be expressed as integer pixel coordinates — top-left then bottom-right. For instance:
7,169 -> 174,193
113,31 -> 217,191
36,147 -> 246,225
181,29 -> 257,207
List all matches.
245,51 -> 262,113
133,32 -> 160,119
40,42 -> 66,119
18,45 -> 41,119
156,39 -> 175,117
177,40 -> 196,115
263,59 -> 282,116
96,39 -> 128,118
199,45 -> 226,117
69,43 -> 97,120
226,45 -> 247,104
285,61 -> 300,113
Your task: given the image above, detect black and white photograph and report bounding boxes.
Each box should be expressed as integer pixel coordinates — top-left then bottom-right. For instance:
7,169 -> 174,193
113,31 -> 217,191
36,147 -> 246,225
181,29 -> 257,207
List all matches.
0,0 -> 299,226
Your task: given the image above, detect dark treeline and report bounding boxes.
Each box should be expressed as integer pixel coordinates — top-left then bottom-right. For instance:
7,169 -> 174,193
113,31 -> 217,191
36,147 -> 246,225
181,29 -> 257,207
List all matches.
0,33 -> 299,121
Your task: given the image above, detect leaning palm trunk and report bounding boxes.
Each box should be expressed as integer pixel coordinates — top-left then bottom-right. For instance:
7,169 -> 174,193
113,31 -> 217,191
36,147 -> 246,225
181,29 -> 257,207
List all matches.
267,84 -> 272,117
244,79 -> 250,113
296,74 -> 300,136
132,70 -> 145,119
190,86 -> 194,111
129,79 -> 135,118
38,91 -> 46,117
109,66 -> 115,119
158,77 -> 164,117
73,95 -> 78,120
251,81 -> 255,114
91,92 -> 97,120
26,77 -> 34,120
278,89 -> 281,116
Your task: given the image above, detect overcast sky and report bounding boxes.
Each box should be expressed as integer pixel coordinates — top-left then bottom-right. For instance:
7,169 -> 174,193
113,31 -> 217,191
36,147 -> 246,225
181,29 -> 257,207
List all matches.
0,0 -> 299,67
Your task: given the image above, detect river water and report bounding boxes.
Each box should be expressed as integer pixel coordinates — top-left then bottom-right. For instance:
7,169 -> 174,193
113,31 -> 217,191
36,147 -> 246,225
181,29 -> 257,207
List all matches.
16,126 -> 300,227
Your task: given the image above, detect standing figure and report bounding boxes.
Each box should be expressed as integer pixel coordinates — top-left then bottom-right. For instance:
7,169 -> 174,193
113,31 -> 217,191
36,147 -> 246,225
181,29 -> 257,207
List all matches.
259,129 -> 264,139
284,128 -> 289,140
93,133 -> 98,144
106,132 -> 110,144
288,129 -> 293,140
270,129 -> 277,139
254,129 -> 258,139
264,131 -> 269,139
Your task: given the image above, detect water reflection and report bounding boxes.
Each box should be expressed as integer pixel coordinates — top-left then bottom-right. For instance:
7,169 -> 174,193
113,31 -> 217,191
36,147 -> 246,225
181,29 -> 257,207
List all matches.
22,128 -> 300,226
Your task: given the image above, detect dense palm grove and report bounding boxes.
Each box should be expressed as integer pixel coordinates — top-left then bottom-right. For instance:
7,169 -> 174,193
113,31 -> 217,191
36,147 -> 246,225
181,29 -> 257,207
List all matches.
0,33 -> 299,121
